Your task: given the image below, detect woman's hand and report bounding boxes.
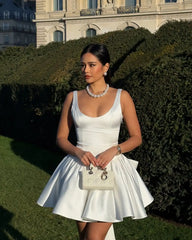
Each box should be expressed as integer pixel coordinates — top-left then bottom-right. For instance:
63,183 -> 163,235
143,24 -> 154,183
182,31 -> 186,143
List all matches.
76,148 -> 97,167
96,146 -> 117,169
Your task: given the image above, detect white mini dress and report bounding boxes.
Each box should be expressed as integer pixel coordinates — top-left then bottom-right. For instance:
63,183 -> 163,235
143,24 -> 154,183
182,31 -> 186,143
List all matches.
37,89 -> 154,238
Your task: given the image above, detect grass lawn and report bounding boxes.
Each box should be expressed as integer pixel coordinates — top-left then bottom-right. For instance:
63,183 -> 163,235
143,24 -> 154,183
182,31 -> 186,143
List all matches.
0,135 -> 191,240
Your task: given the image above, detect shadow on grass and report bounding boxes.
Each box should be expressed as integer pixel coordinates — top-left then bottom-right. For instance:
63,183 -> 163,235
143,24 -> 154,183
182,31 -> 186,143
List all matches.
0,206 -> 28,240
10,125 -> 77,175
10,139 -> 63,175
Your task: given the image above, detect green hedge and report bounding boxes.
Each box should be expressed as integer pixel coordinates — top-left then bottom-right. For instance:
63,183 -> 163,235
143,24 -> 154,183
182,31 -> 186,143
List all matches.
0,21 -> 192,224
115,50 -> 192,224
0,84 -> 67,149
0,28 -> 152,85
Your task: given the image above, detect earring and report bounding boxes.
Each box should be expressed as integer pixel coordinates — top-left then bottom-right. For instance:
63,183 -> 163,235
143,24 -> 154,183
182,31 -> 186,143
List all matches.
104,72 -> 107,76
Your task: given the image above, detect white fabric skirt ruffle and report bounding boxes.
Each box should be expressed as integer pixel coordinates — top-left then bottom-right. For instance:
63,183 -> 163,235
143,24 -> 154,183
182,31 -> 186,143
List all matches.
37,153 -> 154,223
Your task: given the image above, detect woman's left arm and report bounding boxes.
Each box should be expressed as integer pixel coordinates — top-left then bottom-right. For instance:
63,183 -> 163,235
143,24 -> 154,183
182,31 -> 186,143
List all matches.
96,90 -> 142,168
117,89 -> 142,153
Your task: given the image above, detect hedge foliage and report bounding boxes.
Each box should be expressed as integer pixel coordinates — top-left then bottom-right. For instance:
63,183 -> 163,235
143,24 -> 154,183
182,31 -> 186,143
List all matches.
116,51 -> 192,224
0,21 -> 191,224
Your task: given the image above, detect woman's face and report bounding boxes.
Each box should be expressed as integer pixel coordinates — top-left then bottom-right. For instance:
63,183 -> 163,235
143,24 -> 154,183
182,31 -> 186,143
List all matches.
81,53 -> 109,84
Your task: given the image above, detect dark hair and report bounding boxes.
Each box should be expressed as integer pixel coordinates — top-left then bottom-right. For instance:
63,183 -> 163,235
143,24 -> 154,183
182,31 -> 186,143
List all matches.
80,43 -> 111,84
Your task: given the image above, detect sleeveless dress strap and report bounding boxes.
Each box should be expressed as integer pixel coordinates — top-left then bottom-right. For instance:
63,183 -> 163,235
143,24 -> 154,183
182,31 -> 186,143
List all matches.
72,90 -> 78,110
117,88 -> 122,100
113,89 -> 122,108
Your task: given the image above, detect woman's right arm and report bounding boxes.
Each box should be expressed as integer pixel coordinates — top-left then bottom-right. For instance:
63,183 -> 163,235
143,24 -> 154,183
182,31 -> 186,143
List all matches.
56,92 -> 96,166
56,92 -> 77,156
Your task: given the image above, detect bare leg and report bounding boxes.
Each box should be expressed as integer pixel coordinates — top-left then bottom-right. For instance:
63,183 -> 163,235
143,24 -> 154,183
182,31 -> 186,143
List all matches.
85,222 -> 112,240
77,221 -> 113,240
77,221 -> 87,240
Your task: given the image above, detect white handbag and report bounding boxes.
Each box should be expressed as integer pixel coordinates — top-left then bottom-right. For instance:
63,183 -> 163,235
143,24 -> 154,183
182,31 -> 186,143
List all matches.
80,164 -> 114,190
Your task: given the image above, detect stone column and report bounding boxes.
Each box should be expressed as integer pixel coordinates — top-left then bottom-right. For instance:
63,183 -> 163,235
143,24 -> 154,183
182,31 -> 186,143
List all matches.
136,0 -> 140,12
98,0 -> 101,8
63,0 -> 66,11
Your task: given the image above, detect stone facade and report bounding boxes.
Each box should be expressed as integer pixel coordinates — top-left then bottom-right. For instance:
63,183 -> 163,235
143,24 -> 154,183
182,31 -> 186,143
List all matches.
35,0 -> 192,47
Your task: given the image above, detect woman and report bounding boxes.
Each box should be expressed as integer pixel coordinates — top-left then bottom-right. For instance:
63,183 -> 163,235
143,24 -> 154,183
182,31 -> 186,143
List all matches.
37,44 -> 153,240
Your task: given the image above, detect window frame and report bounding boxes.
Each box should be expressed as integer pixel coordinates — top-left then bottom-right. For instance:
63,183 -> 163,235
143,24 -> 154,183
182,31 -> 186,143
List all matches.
88,0 -> 98,9
53,30 -> 63,42
165,0 -> 177,3
125,0 -> 136,7
53,0 -> 63,11
86,28 -> 96,37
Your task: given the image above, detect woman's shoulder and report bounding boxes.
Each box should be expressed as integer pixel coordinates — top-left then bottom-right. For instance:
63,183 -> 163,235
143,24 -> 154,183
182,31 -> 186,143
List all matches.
65,91 -> 73,100
121,89 -> 131,97
63,91 -> 74,106
118,89 -> 134,106
110,87 -> 131,98
65,89 -> 85,101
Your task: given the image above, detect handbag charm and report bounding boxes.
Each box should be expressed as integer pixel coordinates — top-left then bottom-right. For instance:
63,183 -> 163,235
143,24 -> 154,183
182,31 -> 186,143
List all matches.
88,165 -> 108,180
80,164 -> 114,190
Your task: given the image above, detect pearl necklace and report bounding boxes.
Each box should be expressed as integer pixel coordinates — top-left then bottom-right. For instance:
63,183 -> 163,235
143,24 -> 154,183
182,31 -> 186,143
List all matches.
86,84 -> 109,98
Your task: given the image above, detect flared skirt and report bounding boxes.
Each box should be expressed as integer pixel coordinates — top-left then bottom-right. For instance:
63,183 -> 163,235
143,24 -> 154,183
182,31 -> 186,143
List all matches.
37,153 -> 153,223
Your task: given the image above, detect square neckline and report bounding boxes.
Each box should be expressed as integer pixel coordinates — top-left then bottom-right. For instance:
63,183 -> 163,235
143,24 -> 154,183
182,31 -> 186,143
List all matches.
74,89 -> 121,119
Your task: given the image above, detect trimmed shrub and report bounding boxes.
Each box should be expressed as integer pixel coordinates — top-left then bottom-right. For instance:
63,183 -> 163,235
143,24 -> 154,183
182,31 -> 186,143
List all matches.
155,20 -> 192,51
0,84 -> 68,148
115,50 -> 192,224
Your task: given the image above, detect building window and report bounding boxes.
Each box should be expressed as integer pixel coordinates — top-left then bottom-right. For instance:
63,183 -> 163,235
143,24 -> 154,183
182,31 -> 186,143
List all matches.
125,0 -> 136,7
3,11 -> 10,19
14,11 -> 20,20
3,23 -> 9,31
86,28 -> 96,37
16,36 -> 20,44
32,25 -> 36,33
88,0 -> 97,9
23,12 -> 28,21
53,0 -> 63,11
4,35 -> 9,44
30,13 -> 35,20
18,23 -> 23,31
165,0 -> 177,2
54,31 -> 63,42
25,37 -> 28,45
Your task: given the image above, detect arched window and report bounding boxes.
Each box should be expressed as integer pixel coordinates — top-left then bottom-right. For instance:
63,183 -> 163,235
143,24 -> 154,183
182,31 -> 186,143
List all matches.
54,30 -> 63,42
53,0 -> 63,11
125,26 -> 135,31
86,28 -> 96,37
125,0 -> 136,7
88,0 -> 97,9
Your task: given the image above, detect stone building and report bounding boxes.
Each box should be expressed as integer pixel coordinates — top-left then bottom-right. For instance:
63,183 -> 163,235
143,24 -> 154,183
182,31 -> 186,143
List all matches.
0,0 -> 36,50
35,0 -> 192,47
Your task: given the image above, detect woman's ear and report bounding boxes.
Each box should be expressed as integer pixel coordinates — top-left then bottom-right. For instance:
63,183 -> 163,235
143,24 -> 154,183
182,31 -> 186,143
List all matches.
104,63 -> 110,73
